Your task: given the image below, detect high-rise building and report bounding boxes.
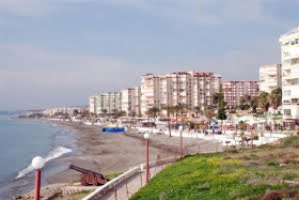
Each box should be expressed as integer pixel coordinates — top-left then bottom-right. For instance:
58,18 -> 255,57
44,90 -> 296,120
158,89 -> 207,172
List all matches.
279,27 -> 299,120
121,87 -> 141,116
91,92 -> 122,115
140,74 -> 161,115
223,81 -> 259,108
89,96 -> 97,114
140,71 -> 222,115
259,64 -> 282,93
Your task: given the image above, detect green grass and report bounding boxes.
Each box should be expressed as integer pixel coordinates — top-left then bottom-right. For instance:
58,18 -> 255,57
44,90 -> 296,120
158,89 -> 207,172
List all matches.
130,136 -> 299,200
65,191 -> 91,200
105,171 -> 125,180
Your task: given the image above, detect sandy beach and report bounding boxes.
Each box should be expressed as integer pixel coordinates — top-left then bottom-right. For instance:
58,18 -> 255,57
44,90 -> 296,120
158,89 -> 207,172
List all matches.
46,122 -> 221,185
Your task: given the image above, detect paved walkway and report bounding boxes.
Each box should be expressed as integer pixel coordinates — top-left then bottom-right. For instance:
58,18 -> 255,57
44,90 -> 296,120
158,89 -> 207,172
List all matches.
100,165 -> 166,200
99,139 -> 222,200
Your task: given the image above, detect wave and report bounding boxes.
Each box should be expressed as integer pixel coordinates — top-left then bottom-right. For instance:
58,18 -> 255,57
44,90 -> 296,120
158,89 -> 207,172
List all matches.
15,146 -> 72,179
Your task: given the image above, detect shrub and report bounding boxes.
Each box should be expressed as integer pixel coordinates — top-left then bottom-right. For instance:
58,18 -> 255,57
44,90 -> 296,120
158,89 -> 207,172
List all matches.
266,160 -> 279,167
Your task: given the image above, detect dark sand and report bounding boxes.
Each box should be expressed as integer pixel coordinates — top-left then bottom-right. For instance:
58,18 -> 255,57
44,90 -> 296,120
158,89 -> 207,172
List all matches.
47,122 -> 220,184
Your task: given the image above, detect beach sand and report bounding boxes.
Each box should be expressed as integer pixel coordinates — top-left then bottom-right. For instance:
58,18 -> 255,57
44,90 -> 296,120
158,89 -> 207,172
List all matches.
47,122 -> 220,185
13,122 -> 221,199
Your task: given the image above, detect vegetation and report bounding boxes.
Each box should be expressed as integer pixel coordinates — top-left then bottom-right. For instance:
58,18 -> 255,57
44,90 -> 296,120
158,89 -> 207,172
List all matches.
216,85 -> 227,122
65,191 -> 91,200
130,136 -> 299,200
269,88 -> 282,111
146,107 -> 160,121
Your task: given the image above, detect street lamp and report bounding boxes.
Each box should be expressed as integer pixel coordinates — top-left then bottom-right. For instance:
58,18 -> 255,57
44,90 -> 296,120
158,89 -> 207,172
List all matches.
144,132 -> 150,184
32,156 -> 45,200
179,125 -> 184,156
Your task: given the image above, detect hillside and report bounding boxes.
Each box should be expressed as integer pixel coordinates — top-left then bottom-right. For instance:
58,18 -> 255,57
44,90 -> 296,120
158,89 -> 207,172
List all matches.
130,136 -> 299,200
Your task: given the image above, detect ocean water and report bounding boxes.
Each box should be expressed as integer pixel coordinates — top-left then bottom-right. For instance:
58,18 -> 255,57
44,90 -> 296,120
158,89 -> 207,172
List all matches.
0,114 -> 76,199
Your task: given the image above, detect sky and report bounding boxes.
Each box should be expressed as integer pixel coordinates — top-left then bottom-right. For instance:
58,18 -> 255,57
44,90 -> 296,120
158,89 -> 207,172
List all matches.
0,0 -> 299,110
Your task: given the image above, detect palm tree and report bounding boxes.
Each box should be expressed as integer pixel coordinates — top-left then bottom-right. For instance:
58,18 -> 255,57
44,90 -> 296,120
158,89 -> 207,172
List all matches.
146,107 -> 160,122
162,106 -> 174,137
258,92 -> 270,113
269,88 -> 282,111
102,109 -> 108,117
175,103 -> 187,118
258,92 -> 270,123
194,106 -> 202,117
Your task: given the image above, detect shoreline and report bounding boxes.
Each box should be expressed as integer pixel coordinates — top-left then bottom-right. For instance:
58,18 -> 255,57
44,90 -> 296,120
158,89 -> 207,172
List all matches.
46,121 -> 222,184
13,120 -> 221,199
0,118 -> 78,200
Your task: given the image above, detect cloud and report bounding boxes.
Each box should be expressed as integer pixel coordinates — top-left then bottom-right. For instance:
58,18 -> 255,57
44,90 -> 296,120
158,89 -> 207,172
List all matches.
0,44 -> 143,109
0,0 -> 58,16
0,0 -> 290,27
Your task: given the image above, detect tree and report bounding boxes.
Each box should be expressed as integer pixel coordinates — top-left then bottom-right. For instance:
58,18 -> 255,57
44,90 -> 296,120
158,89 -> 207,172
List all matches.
73,109 -> 79,116
258,92 -> 270,113
269,88 -> 282,110
216,85 -> 227,131
175,103 -> 187,117
129,111 -> 136,118
101,109 -> 108,117
239,95 -> 252,110
212,92 -> 221,108
146,107 -> 160,121
216,85 -> 226,118
194,106 -> 202,117
258,92 -> 270,124
162,106 -> 174,137
250,96 -> 258,113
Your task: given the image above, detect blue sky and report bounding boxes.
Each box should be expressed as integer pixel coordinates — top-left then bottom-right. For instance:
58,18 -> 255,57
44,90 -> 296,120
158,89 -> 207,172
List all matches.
0,0 -> 298,110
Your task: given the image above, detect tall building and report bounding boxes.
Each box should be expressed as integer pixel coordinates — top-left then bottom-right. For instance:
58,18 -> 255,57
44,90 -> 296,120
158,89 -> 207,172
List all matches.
223,81 -> 259,108
91,92 -> 122,115
140,71 -> 222,115
259,64 -> 282,93
140,74 -> 161,115
89,96 -> 97,114
121,87 -> 141,116
279,27 -> 299,120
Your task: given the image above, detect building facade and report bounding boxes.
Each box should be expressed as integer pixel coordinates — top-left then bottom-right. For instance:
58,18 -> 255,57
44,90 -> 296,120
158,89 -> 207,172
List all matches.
279,27 -> 299,120
89,96 -> 97,114
121,87 -> 141,116
91,92 -> 122,115
140,71 -> 222,115
259,64 -> 282,93
223,81 -> 259,108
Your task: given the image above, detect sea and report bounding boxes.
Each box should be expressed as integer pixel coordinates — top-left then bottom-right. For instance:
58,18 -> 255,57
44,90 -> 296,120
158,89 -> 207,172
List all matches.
0,114 -> 77,199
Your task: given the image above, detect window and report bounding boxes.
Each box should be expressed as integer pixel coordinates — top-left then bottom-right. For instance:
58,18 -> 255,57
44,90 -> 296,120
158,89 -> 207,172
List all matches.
284,109 -> 291,116
283,90 -> 291,96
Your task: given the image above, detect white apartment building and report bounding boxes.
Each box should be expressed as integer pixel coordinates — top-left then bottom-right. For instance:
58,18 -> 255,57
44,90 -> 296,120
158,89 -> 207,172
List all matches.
191,72 -> 221,109
43,106 -> 85,116
223,81 -> 259,108
89,96 -> 97,114
140,74 -> 161,115
279,27 -> 299,120
92,92 -> 122,115
140,71 -> 222,115
259,64 -> 282,93
121,87 -> 141,116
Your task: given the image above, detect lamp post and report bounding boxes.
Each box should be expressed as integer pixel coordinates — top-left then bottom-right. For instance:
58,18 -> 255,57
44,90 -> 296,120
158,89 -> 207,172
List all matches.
144,132 -> 150,184
179,125 -> 184,156
32,156 -> 45,200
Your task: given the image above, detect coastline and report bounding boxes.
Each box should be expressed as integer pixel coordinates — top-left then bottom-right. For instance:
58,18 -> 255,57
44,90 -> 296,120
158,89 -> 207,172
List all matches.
13,120 -> 221,199
0,118 -> 77,200
45,121 -> 221,184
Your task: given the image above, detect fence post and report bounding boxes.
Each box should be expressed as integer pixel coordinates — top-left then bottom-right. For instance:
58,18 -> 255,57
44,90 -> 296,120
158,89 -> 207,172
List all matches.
126,178 -> 129,199
114,186 -> 117,200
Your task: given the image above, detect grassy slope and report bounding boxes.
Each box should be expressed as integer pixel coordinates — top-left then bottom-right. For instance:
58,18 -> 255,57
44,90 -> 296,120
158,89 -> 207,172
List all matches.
130,136 -> 299,200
